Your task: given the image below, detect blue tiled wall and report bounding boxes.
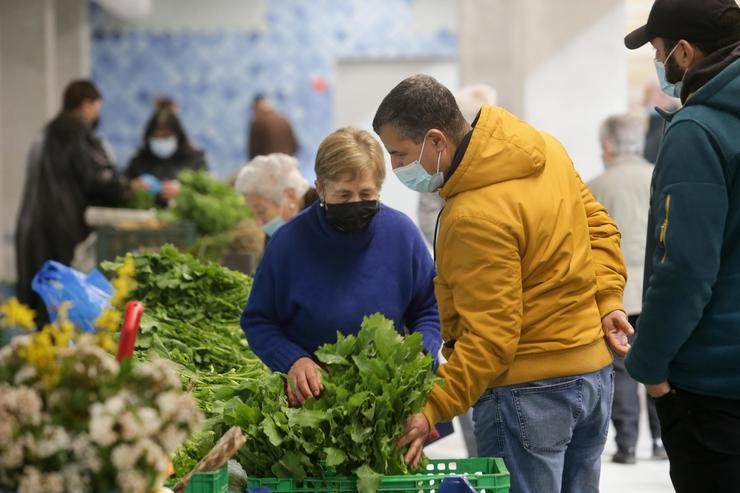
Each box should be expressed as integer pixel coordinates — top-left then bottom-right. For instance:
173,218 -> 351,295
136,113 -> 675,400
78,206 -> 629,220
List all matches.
91,0 -> 457,180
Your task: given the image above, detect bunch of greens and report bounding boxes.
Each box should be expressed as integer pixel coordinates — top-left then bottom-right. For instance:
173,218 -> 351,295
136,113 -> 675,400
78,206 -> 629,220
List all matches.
103,245 -> 269,478
173,170 -> 251,235
215,314 -> 440,493
102,244 -> 257,374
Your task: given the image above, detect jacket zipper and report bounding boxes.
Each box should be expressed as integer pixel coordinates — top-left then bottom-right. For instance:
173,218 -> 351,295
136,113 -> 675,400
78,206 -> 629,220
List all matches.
659,194 -> 671,262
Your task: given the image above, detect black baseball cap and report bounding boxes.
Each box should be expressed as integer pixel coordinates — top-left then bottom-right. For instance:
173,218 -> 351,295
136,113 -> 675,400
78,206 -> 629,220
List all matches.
625,0 -> 740,50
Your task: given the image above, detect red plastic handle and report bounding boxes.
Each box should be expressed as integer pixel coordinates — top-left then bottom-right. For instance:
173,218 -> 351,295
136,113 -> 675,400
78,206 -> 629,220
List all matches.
116,301 -> 144,362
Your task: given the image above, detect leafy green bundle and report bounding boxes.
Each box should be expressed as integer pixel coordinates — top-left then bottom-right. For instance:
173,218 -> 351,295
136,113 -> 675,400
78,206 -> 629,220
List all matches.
216,314 -> 440,493
102,245 -> 267,399
173,170 -> 251,235
103,246 -> 269,476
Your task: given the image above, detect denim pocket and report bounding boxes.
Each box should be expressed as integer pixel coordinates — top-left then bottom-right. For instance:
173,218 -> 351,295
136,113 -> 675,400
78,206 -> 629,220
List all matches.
512,378 -> 583,453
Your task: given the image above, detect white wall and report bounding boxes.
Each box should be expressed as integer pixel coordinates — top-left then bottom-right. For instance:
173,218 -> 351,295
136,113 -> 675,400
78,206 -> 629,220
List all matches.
333,59 -> 459,226
524,3 -> 627,181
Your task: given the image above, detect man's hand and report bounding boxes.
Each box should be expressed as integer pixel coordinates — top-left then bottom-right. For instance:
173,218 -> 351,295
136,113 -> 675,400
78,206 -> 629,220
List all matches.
397,413 -> 430,467
602,310 -> 634,358
646,381 -> 672,399
286,357 -> 323,407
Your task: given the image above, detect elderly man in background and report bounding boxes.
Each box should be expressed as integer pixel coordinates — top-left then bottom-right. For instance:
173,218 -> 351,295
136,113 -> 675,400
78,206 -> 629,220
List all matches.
587,114 -> 665,464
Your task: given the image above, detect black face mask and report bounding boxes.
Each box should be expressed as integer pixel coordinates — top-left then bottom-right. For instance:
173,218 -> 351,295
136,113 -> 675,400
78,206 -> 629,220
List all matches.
323,200 -> 379,233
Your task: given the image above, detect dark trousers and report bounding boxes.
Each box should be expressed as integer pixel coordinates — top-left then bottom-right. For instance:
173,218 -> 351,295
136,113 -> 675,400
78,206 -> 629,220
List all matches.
656,386 -> 740,492
611,314 -> 661,451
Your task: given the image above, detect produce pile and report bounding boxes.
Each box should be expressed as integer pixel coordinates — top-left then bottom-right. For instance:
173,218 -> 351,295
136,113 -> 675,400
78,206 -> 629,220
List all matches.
173,170 -> 251,235
213,314 -> 440,493
106,246 -> 439,491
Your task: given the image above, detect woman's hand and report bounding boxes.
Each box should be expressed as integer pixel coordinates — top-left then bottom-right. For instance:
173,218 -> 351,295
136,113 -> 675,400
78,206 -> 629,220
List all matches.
286,357 -> 324,406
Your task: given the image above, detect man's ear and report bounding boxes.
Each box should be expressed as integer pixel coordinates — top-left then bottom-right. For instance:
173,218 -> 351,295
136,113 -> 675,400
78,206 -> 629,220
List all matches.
315,180 -> 324,202
677,39 -> 698,70
427,129 -> 448,152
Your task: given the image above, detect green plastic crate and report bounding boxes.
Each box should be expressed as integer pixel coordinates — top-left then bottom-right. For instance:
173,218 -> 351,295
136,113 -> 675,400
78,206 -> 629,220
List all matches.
246,457 -> 510,493
184,464 -> 229,493
94,222 -> 196,263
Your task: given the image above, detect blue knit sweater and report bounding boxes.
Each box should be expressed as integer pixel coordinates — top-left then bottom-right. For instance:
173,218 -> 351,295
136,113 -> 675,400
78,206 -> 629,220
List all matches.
241,202 -> 442,373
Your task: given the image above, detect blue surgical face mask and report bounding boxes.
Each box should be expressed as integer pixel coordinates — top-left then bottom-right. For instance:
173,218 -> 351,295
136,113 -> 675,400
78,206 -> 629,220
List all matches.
149,137 -> 177,159
393,135 -> 444,193
654,43 -> 685,99
261,216 -> 285,236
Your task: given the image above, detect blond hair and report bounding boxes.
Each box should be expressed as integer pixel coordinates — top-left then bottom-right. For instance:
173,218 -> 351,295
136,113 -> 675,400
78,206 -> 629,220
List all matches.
315,128 -> 386,188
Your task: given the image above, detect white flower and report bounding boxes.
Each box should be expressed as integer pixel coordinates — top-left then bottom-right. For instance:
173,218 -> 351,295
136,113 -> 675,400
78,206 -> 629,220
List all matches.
138,407 -> 162,437
72,435 -> 101,472
1,441 -> 24,469
159,425 -> 187,453
139,438 -> 167,474
156,391 -> 182,420
104,392 -> 130,415
13,365 -> 37,386
116,469 -> 147,493
62,464 -> 90,493
36,426 -> 70,458
17,466 -> 43,493
119,411 -> 142,441
111,443 -> 139,471
135,358 -> 181,389
42,472 -> 65,493
0,412 -> 15,443
89,403 -> 117,447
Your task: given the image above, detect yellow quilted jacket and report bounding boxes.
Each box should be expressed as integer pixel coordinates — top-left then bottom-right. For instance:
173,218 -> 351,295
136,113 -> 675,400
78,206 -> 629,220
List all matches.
424,106 -> 626,426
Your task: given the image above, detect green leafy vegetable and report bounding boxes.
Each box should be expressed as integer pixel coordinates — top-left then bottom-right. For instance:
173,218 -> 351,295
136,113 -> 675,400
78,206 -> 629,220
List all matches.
173,169 -> 251,235
214,314 -> 441,492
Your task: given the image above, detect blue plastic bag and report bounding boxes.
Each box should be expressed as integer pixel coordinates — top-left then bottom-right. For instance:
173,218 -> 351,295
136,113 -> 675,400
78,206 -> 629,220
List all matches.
32,261 -> 113,333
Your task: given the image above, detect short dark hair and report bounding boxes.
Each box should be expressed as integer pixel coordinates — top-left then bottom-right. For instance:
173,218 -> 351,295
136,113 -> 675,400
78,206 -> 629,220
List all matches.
372,74 -> 468,145
666,8 -> 740,55
253,94 -> 267,106
62,80 -> 101,111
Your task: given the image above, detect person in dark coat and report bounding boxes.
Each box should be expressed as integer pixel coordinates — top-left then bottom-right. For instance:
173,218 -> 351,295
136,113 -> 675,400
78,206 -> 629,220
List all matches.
15,79 -> 130,312
125,108 -> 207,204
247,95 -> 298,160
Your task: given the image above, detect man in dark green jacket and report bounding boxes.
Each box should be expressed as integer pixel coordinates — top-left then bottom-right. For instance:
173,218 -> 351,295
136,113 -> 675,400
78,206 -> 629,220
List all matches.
625,0 -> 740,490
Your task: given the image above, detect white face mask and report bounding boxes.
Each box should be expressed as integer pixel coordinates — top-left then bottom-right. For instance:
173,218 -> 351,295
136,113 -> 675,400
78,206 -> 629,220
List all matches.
149,136 -> 177,159
393,135 -> 444,193
654,43 -> 686,99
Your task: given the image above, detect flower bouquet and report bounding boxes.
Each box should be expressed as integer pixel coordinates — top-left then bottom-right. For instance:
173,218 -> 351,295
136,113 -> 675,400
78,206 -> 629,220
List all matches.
0,258 -> 203,493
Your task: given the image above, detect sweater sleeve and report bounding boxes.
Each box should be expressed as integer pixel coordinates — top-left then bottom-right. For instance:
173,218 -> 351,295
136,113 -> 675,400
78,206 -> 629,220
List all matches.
403,230 -> 442,360
577,168 -> 627,317
626,121 -> 727,384
241,243 -> 310,373
423,216 -> 522,426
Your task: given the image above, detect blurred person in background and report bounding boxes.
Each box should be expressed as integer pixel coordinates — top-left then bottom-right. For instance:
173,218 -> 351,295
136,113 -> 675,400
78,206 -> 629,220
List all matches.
242,128 -> 441,407
234,153 -> 316,239
587,114 -> 666,464
247,94 -> 298,160
417,84 -> 498,247
642,83 -> 680,164
15,79 -> 130,313
125,108 -> 207,205
624,0 -> 740,489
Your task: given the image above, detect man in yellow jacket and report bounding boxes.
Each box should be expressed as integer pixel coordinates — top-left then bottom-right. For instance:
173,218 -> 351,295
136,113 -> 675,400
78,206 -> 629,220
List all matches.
373,74 -> 632,493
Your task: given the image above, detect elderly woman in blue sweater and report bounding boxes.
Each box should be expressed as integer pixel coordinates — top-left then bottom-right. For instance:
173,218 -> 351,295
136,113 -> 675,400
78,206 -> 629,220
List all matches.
242,127 -> 441,406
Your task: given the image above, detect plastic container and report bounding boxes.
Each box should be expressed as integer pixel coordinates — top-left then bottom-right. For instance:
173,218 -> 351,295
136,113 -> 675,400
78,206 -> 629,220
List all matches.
246,457 -> 510,493
94,222 -> 196,263
184,464 -> 229,493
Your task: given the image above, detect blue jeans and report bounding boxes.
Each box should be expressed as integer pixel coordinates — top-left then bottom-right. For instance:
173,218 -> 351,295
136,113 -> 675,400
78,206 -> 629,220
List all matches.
472,365 -> 614,493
